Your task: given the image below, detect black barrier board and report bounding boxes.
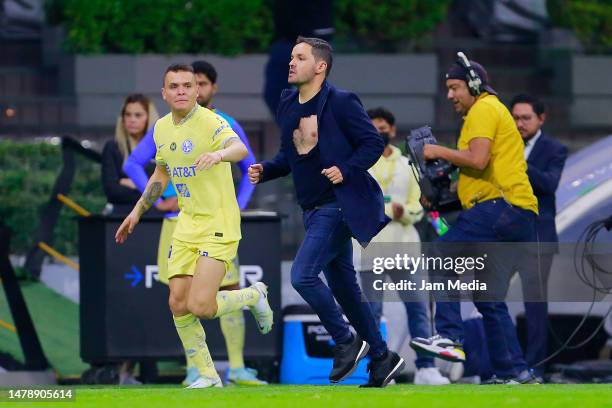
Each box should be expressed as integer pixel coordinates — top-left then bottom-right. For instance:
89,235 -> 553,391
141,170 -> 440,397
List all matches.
79,214 -> 281,363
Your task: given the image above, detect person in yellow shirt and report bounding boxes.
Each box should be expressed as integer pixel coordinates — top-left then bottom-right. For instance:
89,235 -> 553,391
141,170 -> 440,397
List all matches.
410,54 -> 539,384
115,63 -> 273,389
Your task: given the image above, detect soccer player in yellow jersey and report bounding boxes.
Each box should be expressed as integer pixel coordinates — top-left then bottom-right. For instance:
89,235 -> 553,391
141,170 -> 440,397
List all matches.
115,63 -> 273,389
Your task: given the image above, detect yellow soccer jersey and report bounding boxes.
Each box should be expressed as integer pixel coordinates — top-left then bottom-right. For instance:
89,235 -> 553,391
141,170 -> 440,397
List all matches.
457,93 -> 538,214
154,104 -> 241,243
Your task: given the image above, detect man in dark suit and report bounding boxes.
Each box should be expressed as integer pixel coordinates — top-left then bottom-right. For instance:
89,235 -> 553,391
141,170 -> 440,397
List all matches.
249,36 -> 404,387
511,94 -> 568,379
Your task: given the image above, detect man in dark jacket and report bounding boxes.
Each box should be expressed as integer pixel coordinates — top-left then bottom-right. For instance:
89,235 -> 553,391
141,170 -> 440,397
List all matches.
511,94 -> 568,379
249,37 -> 403,388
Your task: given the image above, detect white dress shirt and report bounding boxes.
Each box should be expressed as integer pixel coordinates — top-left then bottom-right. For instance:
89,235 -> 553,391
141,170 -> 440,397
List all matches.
524,129 -> 542,160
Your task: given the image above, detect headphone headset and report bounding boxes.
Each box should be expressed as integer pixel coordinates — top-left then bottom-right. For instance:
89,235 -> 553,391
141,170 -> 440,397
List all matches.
456,51 -> 482,97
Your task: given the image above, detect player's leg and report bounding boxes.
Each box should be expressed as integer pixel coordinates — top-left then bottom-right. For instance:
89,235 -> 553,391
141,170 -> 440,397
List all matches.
169,274 -> 222,387
188,243 -> 273,334
186,255 -> 227,318
157,217 -> 177,285
219,259 -> 267,385
157,218 -> 199,385
167,241 -> 221,388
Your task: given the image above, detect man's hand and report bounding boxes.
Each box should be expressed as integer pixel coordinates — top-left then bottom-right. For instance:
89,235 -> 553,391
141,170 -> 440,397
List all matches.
248,164 -> 264,184
391,202 -> 404,220
194,151 -> 222,170
115,210 -> 141,244
156,197 -> 179,212
321,166 -> 343,184
293,115 -> 318,155
423,144 -> 441,160
420,195 -> 433,210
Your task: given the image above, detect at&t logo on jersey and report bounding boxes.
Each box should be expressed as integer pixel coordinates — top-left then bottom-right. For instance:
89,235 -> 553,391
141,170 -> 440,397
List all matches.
172,166 -> 197,178
182,139 -> 193,154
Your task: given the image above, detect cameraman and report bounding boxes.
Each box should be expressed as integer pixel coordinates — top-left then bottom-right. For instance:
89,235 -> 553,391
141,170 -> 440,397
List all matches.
410,57 -> 539,384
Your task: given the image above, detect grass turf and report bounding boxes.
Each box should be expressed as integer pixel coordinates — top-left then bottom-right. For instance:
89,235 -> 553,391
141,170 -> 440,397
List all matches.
1,384 -> 611,408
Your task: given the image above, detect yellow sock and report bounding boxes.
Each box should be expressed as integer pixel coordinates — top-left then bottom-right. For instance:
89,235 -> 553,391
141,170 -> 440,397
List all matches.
220,310 -> 245,369
214,287 -> 259,318
173,313 -> 218,379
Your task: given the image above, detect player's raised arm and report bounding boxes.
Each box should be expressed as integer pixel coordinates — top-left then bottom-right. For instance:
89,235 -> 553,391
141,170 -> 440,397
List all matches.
115,164 -> 170,244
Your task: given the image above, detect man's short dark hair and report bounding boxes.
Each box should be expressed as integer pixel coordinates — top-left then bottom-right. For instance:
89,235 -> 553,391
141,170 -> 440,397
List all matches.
163,63 -> 194,84
192,60 -> 218,84
510,94 -> 546,117
367,107 -> 396,127
296,36 -> 333,76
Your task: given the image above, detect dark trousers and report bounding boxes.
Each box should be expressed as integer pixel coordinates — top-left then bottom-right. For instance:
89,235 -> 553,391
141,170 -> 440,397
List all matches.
370,300 -> 435,368
518,252 -> 554,376
434,199 -> 535,378
360,271 -> 435,368
290,202 -> 388,357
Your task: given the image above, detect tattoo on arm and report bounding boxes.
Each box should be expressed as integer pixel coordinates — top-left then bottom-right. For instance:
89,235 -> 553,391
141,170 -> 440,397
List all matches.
137,182 -> 162,215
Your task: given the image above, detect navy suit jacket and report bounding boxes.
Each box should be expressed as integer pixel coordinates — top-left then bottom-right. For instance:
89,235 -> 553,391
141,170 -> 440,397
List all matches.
526,132 -> 568,245
261,80 -> 390,245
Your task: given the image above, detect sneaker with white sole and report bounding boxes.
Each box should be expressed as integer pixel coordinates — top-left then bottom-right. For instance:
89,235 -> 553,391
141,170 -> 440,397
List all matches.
227,367 -> 268,385
414,367 -> 451,385
359,350 -> 405,388
248,282 -> 273,334
329,334 -> 370,383
186,376 -> 223,388
182,366 -> 200,387
410,335 -> 466,363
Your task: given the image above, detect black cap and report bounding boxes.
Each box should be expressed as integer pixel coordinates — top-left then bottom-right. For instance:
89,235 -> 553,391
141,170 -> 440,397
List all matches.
446,60 -> 497,95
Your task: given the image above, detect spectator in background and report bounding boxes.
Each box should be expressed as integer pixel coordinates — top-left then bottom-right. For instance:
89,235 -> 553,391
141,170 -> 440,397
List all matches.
355,107 -> 449,385
511,94 -> 568,380
101,94 -> 159,215
191,60 -> 256,210
100,93 -> 161,385
263,0 -> 334,120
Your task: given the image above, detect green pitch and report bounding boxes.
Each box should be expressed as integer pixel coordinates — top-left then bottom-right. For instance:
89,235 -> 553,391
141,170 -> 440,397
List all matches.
4,384 -> 612,408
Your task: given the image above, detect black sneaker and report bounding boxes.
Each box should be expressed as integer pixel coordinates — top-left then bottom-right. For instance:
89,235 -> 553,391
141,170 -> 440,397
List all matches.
329,334 -> 370,383
515,370 -> 542,384
359,350 -> 405,388
481,375 -> 511,385
481,372 -> 538,385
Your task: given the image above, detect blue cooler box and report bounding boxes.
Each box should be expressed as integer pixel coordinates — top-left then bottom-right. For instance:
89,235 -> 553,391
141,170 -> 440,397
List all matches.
280,305 -> 387,384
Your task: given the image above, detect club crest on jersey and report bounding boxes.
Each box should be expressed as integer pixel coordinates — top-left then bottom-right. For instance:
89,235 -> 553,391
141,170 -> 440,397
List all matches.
170,142 -> 177,151
182,139 -> 193,154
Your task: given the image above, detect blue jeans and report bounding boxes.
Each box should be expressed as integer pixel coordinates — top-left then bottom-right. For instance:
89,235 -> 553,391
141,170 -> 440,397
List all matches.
291,202 -> 388,357
519,252 -> 554,377
434,199 -> 535,378
369,300 -> 435,368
